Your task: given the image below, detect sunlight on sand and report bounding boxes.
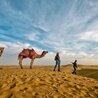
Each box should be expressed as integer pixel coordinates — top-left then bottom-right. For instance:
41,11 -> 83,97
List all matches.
0,66 -> 98,98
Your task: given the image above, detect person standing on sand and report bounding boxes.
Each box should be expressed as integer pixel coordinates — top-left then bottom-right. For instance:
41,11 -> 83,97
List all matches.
72,60 -> 77,75
53,52 -> 61,71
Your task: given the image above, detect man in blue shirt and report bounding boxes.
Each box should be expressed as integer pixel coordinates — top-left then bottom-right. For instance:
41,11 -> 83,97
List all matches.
72,60 -> 77,75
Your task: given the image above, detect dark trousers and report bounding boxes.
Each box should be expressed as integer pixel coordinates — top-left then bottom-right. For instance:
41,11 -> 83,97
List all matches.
54,60 -> 60,71
72,66 -> 77,75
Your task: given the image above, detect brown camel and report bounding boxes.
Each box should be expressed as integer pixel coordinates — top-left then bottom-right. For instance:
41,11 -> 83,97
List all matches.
18,48 -> 48,69
0,47 -> 4,57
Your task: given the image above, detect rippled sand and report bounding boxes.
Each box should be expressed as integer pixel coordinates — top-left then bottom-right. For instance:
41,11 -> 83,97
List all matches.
0,66 -> 98,98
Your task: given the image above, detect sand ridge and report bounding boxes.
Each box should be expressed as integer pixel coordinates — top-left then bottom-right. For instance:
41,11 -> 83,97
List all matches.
0,66 -> 98,98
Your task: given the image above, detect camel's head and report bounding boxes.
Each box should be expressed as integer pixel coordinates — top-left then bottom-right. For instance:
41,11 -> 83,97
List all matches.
42,51 -> 48,56
0,47 -> 4,57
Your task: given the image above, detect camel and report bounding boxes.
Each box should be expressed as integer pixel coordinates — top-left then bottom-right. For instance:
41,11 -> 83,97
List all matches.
0,47 -> 4,57
18,48 -> 48,69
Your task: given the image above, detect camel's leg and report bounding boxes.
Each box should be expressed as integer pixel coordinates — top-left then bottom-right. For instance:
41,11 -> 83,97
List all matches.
19,56 -> 23,69
30,59 -> 34,69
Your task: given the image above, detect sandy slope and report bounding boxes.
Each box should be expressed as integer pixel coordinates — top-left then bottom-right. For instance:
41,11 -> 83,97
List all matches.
0,66 -> 98,98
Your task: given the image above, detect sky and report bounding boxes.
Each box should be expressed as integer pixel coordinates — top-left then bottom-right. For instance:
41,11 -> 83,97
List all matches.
0,0 -> 98,65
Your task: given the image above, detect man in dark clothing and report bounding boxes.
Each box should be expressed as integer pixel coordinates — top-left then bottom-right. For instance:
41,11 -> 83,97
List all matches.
53,52 -> 61,71
72,60 -> 77,75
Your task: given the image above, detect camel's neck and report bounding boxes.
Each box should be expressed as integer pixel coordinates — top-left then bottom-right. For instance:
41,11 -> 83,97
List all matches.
36,52 -> 46,58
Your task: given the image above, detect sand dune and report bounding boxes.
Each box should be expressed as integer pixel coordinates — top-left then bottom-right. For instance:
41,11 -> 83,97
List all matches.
0,65 -> 98,98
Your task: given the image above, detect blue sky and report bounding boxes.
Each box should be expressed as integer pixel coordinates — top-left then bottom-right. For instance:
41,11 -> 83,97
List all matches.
0,0 -> 98,65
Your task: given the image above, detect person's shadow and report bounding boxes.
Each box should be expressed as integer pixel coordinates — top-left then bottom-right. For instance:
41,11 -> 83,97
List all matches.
77,69 -> 98,80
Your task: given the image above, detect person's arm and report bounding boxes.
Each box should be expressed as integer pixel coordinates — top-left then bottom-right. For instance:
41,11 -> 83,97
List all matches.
54,56 -> 56,60
71,62 -> 74,64
76,63 -> 77,67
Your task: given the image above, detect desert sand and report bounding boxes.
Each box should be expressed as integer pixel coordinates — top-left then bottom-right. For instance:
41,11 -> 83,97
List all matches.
0,65 -> 98,98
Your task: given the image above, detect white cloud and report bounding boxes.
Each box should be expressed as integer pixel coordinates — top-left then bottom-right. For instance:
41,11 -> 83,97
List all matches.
0,41 -> 32,55
0,43 -> 7,48
0,41 -> 45,65
0,41 -> 45,54
1,0 -> 98,65
94,47 -> 98,50
0,41 -> 97,65
79,31 -> 98,42
25,33 -> 39,41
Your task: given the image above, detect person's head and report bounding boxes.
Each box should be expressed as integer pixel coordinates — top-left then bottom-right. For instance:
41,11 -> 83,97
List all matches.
56,52 -> 59,55
75,60 -> 77,62
55,52 -> 59,57
57,52 -> 59,54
